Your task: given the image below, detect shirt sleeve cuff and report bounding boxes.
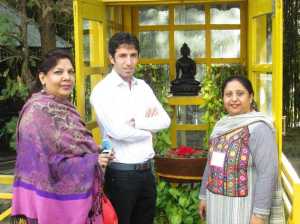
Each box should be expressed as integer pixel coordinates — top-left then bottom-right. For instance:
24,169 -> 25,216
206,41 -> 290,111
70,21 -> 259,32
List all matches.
253,207 -> 270,216
199,194 -> 206,200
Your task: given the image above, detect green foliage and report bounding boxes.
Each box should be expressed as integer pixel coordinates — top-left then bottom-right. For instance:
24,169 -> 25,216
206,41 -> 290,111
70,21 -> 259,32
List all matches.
0,14 -> 18,47
134,64 -> 172,155
0,71 -> 29,151
155,180 -> 203,224
201,64 -> 247,147
0,71 -> 29,101
135,64 -> 204,223
3,117 -> 18,149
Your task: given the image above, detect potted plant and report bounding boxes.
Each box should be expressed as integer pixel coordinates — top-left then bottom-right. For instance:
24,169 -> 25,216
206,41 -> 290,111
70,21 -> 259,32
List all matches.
154,146 -> 207,183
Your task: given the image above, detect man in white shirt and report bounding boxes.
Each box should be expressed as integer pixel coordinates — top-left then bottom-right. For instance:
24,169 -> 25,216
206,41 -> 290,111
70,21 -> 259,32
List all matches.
90,32 -> 171,224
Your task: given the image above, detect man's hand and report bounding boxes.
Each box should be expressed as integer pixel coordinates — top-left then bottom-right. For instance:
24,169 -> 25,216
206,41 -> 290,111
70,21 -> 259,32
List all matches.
98,151 -> 114,171
145,107 -> 158,117
198,200 -> 207,220
250,214 -> 266,224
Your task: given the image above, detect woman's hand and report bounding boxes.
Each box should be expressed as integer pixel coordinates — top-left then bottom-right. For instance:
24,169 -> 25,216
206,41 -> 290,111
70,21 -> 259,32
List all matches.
198,200 -> 207,220
98,151 -> 114,171
250,214 -> 266,224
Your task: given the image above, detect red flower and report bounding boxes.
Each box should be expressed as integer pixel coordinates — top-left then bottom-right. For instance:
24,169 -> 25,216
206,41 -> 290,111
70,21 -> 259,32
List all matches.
166,146 -> 207,158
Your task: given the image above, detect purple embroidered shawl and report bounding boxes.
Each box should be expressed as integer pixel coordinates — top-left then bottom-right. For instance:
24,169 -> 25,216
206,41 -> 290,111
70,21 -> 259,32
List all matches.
12,92 -> 103,224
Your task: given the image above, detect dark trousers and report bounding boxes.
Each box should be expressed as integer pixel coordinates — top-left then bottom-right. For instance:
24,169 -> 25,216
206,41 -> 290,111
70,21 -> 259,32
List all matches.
104,167 -> 156,224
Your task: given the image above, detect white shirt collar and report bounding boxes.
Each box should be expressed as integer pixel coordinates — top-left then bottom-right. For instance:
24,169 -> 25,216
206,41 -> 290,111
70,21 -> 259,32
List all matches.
110,69 -> 138,87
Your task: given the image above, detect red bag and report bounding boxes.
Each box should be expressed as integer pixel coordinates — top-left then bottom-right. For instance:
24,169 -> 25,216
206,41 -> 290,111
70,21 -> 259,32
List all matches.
102,194 -> 118,224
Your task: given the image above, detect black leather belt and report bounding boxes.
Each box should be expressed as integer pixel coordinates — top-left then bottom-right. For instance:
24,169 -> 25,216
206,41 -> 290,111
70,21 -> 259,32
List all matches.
108,160 -> 152,171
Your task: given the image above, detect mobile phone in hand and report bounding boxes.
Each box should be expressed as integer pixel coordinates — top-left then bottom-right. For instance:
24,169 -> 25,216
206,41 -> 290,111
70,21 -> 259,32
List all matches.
102,138 -> 112,154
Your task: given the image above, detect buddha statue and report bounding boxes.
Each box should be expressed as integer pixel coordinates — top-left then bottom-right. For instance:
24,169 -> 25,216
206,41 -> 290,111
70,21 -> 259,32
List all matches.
170,43 -> 201,96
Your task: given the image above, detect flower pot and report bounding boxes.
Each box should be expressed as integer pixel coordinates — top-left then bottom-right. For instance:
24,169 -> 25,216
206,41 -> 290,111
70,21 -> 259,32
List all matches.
154,156 -> 207,183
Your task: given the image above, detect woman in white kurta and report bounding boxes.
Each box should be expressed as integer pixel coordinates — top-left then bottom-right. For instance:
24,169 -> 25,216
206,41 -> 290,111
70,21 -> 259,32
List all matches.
199,76 -> 284,224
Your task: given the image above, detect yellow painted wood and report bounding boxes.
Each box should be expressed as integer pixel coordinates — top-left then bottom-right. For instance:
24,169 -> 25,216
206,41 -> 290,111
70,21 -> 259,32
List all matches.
0,193 -> 12,200
281,154 -> 300,224
240,2 -> 247,65
252,0 -> 272,17
290,183 -> 300,224
139,59 -> 170,64
167,96 -> 205,105
249,0 -> 283,150
272,0 -> 283,161
0,208 -> 11,222
156,172 -> 202,181
83,66 -> 103,75
0,175 -> 14,185
281,171 -> 293,201
0,174 -> 13,221
205,4 -> 211,72
123,6 -> 132,32
167,95 -> 206,147
74,0 -> 109,144
133,2 -> 246,82
173,124 -> 208,131
86,121 -> 99,130
104,0 -> 245,5
169,5 -> 175,81
171,113 -> 177,148
251,64 -> 272,72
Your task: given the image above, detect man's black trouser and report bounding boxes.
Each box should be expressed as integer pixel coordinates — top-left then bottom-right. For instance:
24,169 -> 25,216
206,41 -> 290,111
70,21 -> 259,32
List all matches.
104,165 -> 156,224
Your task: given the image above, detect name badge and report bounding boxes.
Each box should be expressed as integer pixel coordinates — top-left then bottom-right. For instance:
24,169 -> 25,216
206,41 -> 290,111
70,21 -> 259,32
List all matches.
210,151 -> 226,168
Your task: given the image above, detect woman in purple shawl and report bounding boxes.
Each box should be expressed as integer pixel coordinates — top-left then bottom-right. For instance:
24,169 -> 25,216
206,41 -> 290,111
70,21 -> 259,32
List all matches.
11,49 -> 111,224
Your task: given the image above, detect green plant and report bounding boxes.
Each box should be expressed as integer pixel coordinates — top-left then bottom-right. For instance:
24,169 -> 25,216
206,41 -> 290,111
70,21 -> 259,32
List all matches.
0,71 -> 29,101
155,180 -> 203,224
3,117 -> 18,149
134,64 -> 172,155
0,71 -> 29,151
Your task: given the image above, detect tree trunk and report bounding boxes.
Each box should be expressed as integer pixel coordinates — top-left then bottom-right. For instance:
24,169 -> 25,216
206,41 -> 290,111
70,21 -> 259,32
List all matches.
37,0 -> 56,56
283,0 -> 300,127
18,0 -> 33,87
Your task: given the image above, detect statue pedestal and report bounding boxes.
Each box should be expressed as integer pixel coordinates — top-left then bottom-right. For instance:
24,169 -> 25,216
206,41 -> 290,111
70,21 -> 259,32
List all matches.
170,82 -> 201,96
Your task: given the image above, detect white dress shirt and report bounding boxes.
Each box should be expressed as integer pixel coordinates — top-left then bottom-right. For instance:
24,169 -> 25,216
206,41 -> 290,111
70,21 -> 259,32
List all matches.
90,69 -> 171,164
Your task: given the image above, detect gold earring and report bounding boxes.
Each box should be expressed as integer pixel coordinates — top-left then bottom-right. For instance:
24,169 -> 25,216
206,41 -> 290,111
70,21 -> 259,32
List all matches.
41,83 -> 46,93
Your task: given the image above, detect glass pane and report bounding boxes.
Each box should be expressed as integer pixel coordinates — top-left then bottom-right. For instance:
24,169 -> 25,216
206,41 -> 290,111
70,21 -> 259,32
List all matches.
84,75 -> 92,122
82,19 -> 102,67
196,64 -> 206,82
136,64 -> 170,90
174,5 -> 205,24
107,27 -> 113,42
257,73 -> 272,116
176,105 -> 205,125
175,31 -> 205,58
83,20 -> 90,66
115,7 -> 123,24
106,6 -> 114,21
255,14 -> 272,64
211,30 -> 240,58
140,31 -> 169,58
210,4 -> 240,24
139,6 -> 169,25
84,74 -> 101,122
176,131 -> 206,149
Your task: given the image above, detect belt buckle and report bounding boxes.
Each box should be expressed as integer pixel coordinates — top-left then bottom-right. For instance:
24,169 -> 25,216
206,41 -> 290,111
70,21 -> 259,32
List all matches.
135,162 -> 149,170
